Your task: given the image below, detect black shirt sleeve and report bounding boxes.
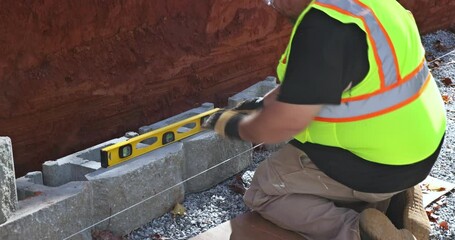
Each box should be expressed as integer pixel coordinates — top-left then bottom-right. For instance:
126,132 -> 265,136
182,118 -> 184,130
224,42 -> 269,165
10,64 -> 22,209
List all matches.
277,9 -> 369,105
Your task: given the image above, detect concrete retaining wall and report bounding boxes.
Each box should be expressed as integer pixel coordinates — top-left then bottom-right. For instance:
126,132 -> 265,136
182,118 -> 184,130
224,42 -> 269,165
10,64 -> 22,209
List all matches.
0,137 -> 17,224
0,77 -> 278,239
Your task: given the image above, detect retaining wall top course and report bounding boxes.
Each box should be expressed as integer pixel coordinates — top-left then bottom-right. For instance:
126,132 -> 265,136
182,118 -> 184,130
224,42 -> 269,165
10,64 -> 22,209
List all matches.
41,137 -> 129,187
2,77 -> 276,239
228,76 -> 278,108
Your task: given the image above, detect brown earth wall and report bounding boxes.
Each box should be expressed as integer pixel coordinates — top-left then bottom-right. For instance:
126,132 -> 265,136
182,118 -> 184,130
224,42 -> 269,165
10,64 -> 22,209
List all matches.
0,0 -> 292,176
399,0 -> 455,33
1,0 -> 454,176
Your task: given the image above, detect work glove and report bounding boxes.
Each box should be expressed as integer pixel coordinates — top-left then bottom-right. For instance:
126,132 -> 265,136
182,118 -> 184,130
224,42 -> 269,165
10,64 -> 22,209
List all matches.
232,97 -> 263,113
202,109 -> 245,140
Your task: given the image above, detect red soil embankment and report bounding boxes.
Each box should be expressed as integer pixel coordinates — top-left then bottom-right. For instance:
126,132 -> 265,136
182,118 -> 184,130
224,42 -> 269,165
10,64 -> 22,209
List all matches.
399,0 -> 455,33
1,0 -> 453,176
0,0 -> 291,176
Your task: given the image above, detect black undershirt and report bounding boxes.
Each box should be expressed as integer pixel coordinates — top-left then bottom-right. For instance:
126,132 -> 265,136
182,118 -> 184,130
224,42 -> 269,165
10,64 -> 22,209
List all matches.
278,9 -> 442,193
278,9 -> 369,104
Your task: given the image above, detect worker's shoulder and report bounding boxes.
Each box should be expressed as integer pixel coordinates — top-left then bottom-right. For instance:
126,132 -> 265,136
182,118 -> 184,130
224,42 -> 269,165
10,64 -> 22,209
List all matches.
302,8 -> 360,31
300,8 -> 364,41
301,8 -> 339,26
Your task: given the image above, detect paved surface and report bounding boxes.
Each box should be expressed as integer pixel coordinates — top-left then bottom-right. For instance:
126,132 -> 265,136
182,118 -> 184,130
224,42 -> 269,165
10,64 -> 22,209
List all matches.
191,212 -> 306,240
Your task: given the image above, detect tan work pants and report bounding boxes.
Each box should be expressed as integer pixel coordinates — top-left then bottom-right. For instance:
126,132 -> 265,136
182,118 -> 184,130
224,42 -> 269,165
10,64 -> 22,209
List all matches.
244,144 -> 399,240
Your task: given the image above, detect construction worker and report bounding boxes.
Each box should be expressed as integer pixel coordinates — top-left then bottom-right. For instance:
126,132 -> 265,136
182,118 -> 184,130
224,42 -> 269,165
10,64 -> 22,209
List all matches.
203,0 -> 446,239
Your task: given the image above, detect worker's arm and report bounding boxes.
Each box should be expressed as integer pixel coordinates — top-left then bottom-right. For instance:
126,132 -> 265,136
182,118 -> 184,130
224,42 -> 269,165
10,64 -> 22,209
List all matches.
262,86 -> 281,107
238,97 -> 321,144
203,92 -> 322,144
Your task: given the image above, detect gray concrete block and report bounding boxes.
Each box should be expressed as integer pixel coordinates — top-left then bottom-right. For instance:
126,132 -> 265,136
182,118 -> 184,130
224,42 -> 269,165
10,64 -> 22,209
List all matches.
0,181 -> 95,240
23,171 -> 43,185
227,76 -> 278,108
0,143 -> 184,240
0,94 -> 260,237
182,131 -> 252,193
42,137 -> 128,187
3,143 -> 186,239
42,160 -> 72,187
15,172 -> 44,200
85,143 -> 186,235
0,137 -> 17,224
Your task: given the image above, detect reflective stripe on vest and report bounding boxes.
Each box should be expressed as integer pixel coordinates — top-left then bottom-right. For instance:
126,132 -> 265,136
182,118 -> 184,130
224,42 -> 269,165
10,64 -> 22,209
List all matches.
316,0 -> 399,87
312,0 -> 426,122
316,59 -> 429,122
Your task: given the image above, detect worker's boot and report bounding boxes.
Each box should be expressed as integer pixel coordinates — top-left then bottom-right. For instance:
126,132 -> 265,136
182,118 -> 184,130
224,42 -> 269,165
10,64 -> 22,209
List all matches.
386,185 -> 430,240
359,208 -> 416,240
403,185 -> 430,240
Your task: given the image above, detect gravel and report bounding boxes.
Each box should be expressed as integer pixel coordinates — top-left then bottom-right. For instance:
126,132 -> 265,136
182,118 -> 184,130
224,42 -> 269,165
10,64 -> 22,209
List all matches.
126,149 -> 270,240
422,30 -> 455,240
127,30 -> 455,240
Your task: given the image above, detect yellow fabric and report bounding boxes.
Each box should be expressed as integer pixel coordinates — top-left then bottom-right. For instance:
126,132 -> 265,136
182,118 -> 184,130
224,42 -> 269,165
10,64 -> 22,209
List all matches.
276,0 -> 446,165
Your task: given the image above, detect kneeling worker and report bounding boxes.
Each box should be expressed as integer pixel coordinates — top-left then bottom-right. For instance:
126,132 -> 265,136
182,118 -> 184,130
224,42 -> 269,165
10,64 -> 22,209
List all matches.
204,0 -> 446,239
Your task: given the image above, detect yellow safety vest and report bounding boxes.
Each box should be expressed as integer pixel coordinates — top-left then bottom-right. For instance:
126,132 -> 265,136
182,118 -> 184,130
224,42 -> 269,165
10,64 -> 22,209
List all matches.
277,0 -> 446,165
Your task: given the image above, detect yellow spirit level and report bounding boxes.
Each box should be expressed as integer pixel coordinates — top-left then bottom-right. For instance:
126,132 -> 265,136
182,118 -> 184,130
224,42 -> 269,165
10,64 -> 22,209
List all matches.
100,108 -> 220,168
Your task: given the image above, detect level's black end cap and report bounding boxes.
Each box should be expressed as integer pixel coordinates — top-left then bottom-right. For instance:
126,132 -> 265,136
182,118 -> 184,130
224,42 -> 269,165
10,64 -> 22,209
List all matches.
101,150 -> 109,168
